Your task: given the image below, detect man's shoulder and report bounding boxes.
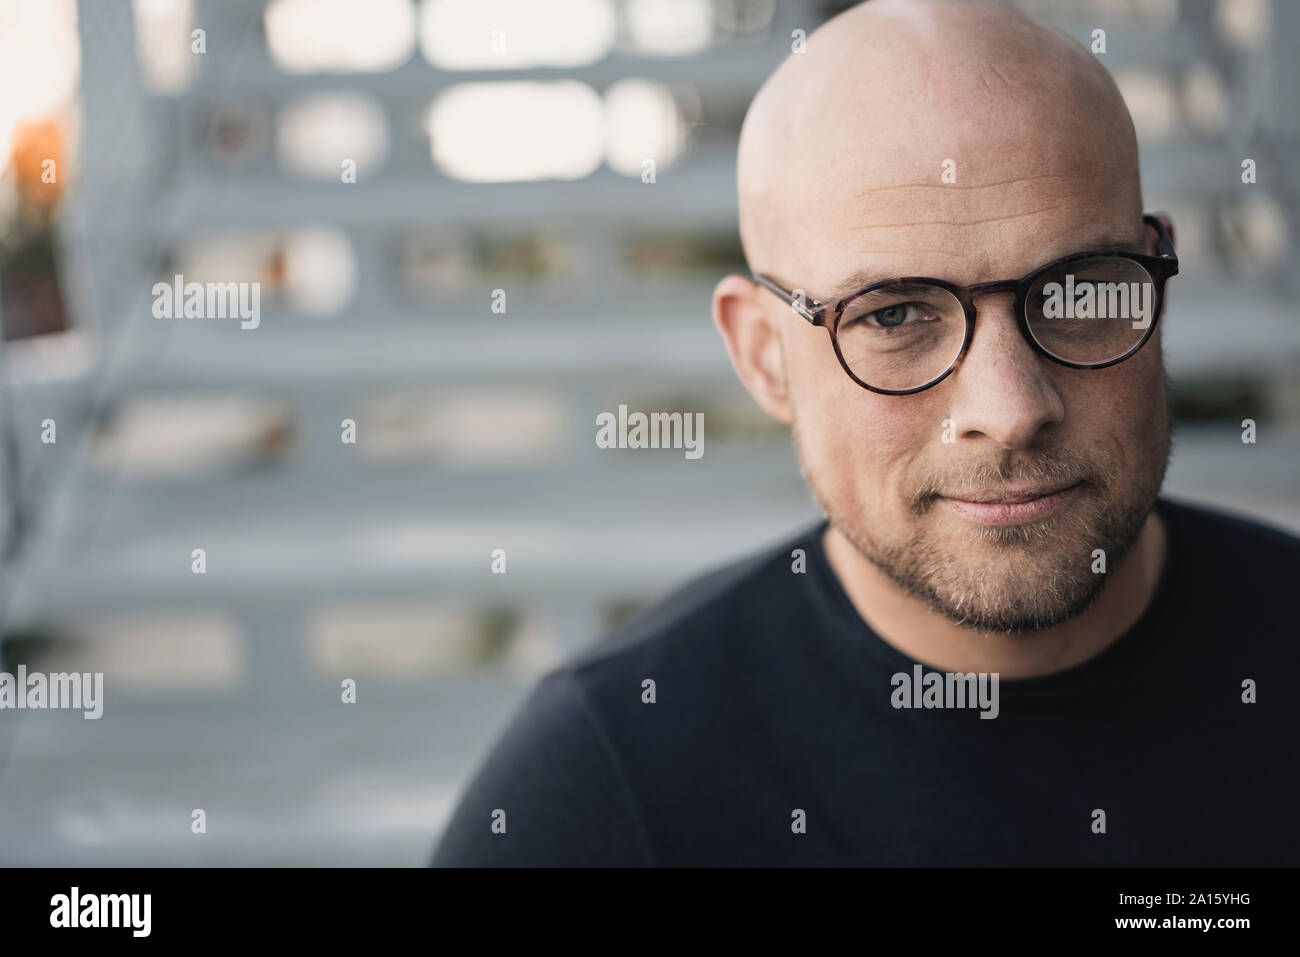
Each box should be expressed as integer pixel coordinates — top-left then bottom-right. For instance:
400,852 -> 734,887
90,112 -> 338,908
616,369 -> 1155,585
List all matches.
430,521 -> 828,866
1160,494 -> 1300,566
1157,494 -> 1300,617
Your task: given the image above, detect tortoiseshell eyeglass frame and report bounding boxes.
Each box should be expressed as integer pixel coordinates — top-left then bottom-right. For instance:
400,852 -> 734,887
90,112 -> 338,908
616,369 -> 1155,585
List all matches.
751,213 -> 1179,396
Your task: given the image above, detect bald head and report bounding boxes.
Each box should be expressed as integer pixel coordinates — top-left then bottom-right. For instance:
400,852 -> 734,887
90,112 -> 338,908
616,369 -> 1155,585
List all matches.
737,0 -> 1141,276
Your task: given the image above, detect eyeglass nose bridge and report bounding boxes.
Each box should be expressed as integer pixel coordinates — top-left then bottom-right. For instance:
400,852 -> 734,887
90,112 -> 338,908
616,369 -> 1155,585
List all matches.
950,278 -> 1031,370
958,278 -> 1024,334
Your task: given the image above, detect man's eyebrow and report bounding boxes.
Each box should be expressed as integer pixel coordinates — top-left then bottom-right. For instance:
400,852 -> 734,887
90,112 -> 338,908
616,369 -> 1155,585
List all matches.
825,269 -> 892,300
821,233 -> 1146,301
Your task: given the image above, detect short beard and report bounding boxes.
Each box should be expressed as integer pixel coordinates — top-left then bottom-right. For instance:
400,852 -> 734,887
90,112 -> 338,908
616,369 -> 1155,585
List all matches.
794,377 -> 1174,636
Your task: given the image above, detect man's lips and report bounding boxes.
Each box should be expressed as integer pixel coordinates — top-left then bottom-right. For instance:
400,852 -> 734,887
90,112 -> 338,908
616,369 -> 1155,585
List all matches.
936,481 -> 1083,525
940,482 -> 1081,505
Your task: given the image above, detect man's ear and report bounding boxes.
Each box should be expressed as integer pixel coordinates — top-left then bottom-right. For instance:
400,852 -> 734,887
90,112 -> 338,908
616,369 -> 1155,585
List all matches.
712,273 -> 794,426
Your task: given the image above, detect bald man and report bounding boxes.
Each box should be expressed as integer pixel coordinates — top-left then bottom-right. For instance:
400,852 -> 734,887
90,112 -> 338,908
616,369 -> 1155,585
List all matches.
433,0 -> 1300,866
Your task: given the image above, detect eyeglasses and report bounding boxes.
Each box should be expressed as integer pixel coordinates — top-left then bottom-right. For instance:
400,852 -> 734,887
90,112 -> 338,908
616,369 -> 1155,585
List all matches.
752,213 -> 1179,395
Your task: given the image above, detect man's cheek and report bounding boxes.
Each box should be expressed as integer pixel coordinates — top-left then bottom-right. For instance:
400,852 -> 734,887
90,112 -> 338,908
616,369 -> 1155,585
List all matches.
821,427 -> 888,506
802,421 -> 858,496
1081,360 -> 1163,443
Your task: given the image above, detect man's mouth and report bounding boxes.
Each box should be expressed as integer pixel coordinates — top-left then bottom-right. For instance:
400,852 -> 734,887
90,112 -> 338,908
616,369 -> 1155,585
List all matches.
937,481 -> 1083,525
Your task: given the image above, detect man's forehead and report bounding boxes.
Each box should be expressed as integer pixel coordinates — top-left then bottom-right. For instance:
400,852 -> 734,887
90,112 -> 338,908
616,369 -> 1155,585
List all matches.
747,130 -> 1138,291
777,164 -> 1143,296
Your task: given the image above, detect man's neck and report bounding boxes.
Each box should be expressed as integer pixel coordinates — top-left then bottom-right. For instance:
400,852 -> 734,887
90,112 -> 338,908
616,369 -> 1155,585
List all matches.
822,509 -> 1168,679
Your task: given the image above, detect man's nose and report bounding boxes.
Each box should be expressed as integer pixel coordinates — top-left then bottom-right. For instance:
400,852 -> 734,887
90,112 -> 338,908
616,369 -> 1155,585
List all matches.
944,294 -> 1065,450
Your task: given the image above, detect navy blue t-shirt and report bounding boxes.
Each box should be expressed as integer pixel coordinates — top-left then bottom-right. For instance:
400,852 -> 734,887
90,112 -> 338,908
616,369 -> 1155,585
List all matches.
430,496 -> 1300,866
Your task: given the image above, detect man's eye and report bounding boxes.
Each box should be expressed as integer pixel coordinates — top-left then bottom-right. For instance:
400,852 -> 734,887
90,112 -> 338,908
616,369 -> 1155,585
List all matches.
872,305 -> 910,327
855,302 -> 931,329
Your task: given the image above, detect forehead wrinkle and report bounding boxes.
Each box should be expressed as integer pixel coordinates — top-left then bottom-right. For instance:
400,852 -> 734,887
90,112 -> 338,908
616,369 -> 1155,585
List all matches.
845,172 -> 1079,202
833,175 -> 1107,231
839,200 -> 1103,232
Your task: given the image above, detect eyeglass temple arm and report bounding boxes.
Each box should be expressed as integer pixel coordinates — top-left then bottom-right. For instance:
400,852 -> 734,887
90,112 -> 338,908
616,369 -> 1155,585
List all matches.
750,273 -> 826,325
1144,212 -> 1179,266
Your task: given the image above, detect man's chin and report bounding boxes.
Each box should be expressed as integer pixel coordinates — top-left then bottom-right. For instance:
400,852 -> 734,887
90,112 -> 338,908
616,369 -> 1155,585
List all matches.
909,562 -> 1109,635
856,497 -> 1130,634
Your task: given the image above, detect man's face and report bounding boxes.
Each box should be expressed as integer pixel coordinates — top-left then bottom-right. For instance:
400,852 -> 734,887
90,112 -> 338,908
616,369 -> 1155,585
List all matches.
774,113 -> 1172,634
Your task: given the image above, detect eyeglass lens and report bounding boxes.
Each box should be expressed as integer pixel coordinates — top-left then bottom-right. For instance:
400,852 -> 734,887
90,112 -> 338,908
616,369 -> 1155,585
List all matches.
835,257 -> 1157,391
